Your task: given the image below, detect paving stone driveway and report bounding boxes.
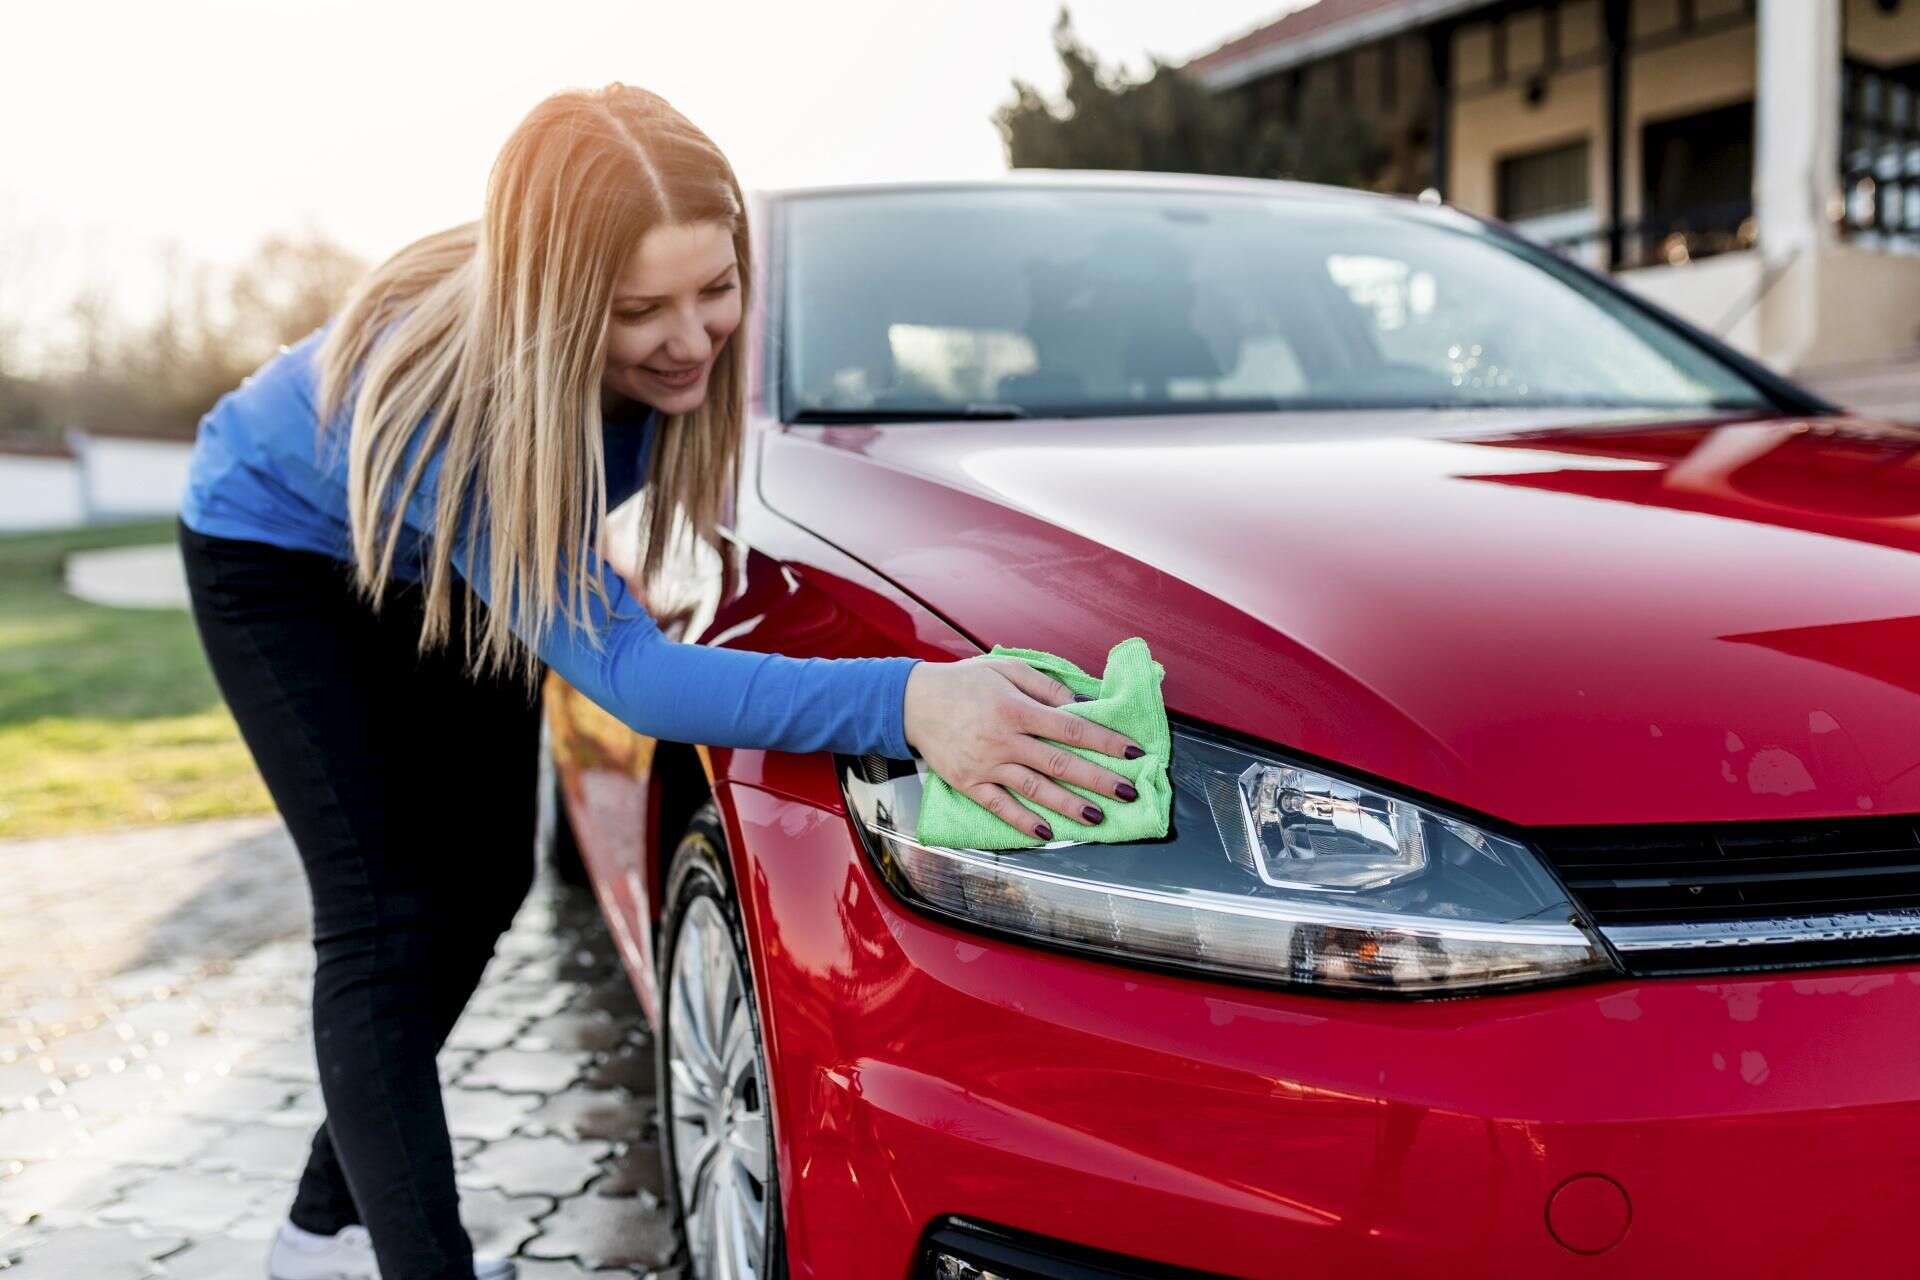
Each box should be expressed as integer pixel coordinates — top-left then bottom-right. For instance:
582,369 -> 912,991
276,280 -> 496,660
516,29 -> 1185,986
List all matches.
0,816 -> 682,1278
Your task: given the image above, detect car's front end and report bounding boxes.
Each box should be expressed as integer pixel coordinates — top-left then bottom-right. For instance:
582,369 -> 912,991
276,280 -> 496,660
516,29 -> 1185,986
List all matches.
556,173 -> 1920,1278
763,178 -> 1920,1278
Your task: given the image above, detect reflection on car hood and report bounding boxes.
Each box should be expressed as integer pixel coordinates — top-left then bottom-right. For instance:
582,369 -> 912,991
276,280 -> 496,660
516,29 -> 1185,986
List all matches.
759,407 -> 1920,827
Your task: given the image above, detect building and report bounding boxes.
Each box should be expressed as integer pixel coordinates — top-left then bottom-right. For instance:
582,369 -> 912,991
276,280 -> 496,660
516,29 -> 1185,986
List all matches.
1187,0 -> 1920,406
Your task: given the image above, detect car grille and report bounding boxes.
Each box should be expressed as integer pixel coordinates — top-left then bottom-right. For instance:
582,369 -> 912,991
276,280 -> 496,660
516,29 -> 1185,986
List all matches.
1528,813 -> 1920,976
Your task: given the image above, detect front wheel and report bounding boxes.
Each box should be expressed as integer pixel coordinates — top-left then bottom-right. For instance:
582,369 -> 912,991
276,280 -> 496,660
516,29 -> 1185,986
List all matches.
654,800 -> 786,1279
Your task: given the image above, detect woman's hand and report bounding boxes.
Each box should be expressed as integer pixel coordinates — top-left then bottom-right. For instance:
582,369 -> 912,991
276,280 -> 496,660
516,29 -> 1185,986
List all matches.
901,657 -> 1145,841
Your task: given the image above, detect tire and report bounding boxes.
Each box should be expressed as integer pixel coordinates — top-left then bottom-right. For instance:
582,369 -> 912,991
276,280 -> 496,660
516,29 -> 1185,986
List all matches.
654,799 -> 787,1280
535,711 -> 590,887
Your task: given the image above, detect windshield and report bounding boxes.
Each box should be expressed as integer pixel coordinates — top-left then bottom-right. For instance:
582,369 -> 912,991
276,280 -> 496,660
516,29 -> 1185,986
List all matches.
778,186 -> 1775,420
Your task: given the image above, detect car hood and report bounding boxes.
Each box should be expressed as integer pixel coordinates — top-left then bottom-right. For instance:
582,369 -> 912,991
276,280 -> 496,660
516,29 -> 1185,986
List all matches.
759,408 -> 1920,827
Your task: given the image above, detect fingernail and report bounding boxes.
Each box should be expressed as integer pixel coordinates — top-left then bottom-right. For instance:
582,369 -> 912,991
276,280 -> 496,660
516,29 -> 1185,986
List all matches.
1116,782 -> 1138,801
1081,804 -> 1102,824
1035,822 -> 1054,841
1072,692 -> 1094,702
1124,745 -> 1144,759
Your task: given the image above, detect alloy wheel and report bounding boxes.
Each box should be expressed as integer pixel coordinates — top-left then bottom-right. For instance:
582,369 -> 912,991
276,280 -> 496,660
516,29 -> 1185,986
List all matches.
666,894 -> 771,1279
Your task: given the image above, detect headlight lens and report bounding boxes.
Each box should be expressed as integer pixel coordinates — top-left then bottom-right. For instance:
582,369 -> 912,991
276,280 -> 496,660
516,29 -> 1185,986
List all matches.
840,726 -> 1615,996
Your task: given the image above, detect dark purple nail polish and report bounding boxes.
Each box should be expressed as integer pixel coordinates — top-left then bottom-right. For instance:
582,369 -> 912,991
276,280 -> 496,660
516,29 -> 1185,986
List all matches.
1116,782 -> 1138,802
1072,692 -> 1094,702
1082,804 -> 1102,824
1124,745 -> 1144,759
1035,822 -> 1054,841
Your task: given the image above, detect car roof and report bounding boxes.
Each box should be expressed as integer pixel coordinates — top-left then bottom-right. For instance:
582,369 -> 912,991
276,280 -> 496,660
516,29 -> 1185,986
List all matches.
755,168 -> 1440,215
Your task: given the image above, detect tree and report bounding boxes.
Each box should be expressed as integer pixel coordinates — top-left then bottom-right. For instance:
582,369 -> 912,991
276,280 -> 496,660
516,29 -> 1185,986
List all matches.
224,228 -> 370,369
3,229 -> 368,443
117,230 -> 366,438
994,7 -> 1390,190
0,208 -> 46,382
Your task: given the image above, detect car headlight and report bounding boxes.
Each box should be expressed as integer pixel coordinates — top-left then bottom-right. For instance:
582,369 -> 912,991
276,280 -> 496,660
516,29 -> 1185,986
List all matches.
839,725 -> 1616,996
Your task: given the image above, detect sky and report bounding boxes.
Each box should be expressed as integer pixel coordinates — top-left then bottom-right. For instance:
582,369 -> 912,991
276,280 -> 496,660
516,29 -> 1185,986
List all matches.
0,0 -> 1308,361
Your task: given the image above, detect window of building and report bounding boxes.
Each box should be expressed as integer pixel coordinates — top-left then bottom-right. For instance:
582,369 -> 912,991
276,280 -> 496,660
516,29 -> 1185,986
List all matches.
1842,57 -> 1920,250
1496,139 -> 1601,270
1641,99 -> 1753,223
1497,138 -> 1591,221
1638,99 -> 1754,265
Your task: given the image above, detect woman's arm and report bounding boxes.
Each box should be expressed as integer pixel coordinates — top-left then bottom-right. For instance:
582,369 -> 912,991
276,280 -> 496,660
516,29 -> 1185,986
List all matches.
450,530 -> 923,759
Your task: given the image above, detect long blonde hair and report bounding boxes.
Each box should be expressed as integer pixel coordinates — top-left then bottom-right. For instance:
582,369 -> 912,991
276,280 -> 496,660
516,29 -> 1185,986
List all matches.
316,83 -> 749,682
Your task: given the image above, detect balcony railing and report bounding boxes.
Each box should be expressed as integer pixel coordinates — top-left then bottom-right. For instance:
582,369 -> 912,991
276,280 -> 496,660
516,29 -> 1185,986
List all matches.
1535,199 -> 1757,273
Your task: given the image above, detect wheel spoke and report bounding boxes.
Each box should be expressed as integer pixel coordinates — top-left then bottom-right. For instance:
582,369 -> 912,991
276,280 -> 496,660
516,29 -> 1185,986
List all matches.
727,1107 -> 769,1185
669,1054 -> 716,1108
703,921 -> 737,1066
669,1106 -> 707,1167
730,1153 -> 767,1257
711,1168 -> 739,1280
721,1159 -> 756,1280
681,1127 -> 722,1214
671,948 -> 723,1079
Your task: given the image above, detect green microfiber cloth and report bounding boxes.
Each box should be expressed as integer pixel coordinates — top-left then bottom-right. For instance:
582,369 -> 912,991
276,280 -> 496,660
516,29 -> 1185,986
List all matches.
915,636 -> 1172,850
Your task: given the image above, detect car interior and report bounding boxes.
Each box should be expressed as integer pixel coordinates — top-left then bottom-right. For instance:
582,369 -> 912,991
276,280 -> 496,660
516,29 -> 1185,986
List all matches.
781,189 -> 1766,418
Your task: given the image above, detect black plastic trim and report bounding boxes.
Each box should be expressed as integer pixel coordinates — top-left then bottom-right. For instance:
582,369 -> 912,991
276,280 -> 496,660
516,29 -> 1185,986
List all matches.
918,1215 -> 1240,1280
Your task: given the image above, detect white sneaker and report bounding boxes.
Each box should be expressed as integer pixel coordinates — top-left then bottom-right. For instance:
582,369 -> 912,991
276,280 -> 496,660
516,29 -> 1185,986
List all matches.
267,1222 -> 377,1280
266,1220 -> 518,1280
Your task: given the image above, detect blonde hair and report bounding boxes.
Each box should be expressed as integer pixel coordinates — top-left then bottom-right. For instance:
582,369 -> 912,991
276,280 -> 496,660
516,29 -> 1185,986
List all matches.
316,83 -> 749,682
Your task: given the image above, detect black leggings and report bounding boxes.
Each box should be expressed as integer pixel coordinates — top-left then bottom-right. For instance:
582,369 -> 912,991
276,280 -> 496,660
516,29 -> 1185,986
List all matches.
179,520 -> 541,1280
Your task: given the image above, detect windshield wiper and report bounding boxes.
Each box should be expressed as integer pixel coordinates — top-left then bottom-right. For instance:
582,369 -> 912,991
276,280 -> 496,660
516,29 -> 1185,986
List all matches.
790,402 -> 1027,423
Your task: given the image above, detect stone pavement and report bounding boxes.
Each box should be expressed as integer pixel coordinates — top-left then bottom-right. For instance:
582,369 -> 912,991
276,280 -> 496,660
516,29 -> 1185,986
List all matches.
0,816 -> 683,1278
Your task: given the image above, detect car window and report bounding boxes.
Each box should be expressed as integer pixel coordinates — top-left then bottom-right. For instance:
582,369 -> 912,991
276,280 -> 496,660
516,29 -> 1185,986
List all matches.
779,187 -> 1773,419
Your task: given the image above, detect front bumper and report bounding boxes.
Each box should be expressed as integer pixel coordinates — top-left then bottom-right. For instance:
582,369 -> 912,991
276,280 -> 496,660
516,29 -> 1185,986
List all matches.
725,782 -> 1920,1280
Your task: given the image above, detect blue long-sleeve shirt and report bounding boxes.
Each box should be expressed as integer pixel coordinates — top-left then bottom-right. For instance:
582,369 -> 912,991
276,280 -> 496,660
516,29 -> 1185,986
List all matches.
180,323 -> 922,759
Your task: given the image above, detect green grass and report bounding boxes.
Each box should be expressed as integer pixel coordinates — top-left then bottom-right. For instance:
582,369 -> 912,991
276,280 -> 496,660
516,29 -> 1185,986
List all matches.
0,521 -> 271,838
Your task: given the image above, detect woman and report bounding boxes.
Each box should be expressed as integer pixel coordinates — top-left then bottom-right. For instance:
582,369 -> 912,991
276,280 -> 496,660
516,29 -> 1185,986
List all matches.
177,83 -> 1146,1280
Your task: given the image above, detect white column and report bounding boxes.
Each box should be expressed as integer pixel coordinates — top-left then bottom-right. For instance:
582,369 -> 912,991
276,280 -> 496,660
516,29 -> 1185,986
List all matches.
1754,0 -> 1841,264
1752,0 -> 1841,374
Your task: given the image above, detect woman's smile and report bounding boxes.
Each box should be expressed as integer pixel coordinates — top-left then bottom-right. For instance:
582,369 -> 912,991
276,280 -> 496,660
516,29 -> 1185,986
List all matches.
640,356 -> 707,389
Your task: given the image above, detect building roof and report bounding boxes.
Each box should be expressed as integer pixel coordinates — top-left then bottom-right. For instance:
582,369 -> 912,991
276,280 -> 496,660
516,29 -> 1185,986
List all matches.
1186,0 -> 1489,90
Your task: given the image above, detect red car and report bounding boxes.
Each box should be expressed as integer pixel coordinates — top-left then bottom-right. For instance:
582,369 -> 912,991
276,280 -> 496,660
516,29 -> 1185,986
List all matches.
540,172 -> 1920,1280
